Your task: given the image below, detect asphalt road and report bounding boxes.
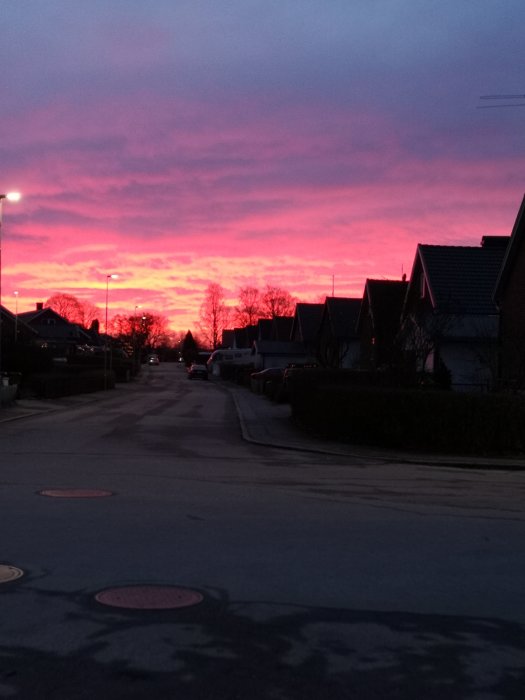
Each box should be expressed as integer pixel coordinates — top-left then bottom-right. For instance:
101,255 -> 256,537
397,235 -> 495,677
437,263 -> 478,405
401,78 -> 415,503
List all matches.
1,363 -> 524,699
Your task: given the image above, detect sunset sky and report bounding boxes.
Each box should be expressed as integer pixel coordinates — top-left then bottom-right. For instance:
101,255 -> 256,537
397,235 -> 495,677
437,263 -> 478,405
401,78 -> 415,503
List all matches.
1,1 -> 525,331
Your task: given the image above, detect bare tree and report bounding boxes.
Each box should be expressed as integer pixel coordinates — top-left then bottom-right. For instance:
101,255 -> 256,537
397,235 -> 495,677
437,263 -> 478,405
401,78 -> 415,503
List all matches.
45,293 -> 101,329
397,311 -> 454,384
261,285 -> 296,318
198,283 -> 230,349
110,312 -> 170,351
77,300 -> 100,329
235,286 -> 262,327
45,293 -> 83,323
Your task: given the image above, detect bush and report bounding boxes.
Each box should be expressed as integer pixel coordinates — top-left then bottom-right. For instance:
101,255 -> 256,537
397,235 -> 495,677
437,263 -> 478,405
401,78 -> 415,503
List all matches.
27,369 -> 114,398
289,381 -> 525,455
219,363 -> 254,385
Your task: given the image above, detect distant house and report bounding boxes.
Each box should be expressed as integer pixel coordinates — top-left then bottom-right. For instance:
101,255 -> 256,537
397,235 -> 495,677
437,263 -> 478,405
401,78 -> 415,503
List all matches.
0,305 -> 40,374
17,303 -> 92,357
256,318 -> 273,342
252,315 -> 304,369
270,316 -> 294,341
0,304 -> 39,346
221,329 -> 235,348
291,303 -> 324,362
494,194 -> 525,389
317,297 -> 361,369
231,325 -> 257,349
357,279 -> 408,371
401,236 -> 509,390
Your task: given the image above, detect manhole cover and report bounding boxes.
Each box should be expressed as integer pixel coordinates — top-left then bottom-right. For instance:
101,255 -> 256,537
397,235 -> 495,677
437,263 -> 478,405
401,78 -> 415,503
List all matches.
38,489 -> 114,498
0,565 -> 24,584
95,585 -> 204,610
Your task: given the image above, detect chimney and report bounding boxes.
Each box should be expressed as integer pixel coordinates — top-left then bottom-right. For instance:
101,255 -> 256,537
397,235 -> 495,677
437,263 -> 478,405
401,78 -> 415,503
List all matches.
36,302 -> 44,311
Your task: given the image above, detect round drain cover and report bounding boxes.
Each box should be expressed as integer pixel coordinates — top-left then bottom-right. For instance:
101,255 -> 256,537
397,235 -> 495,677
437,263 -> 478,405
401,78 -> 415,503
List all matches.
38,488 -> 114,498
0,565 -> 24,584
95,585 -> 204,610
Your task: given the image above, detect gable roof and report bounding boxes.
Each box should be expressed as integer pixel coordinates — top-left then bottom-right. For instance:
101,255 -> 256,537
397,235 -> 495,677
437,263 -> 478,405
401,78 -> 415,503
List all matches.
357,279 -> 408,333
414,240 -> 509,314
18,306 -> 91,341
0,305 -> 39,340
271,316 -> 293,341
18,307 -> 67,324
257,318 -> 273,341
323,297 -> 362,338
494,193 -> 525,303
291,303 -> 324,342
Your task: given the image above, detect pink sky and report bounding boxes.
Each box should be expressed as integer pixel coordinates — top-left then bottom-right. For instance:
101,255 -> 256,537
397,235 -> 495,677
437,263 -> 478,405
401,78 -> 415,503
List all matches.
2,2 -> 525,331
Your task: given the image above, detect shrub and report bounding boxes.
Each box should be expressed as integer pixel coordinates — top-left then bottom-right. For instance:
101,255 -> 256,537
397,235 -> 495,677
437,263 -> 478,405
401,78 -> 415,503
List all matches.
290,381 -> 525,455
27,369 -> 114,398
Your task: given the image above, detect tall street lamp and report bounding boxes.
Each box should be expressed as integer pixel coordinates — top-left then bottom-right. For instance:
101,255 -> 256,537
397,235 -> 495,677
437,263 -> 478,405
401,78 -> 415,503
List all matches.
104,273 -> 119,390
0,192 -> 21,384
133,304 -> 142,370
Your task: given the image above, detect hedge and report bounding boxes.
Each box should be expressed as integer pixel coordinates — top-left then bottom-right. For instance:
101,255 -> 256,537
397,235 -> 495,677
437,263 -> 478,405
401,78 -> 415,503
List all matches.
288,374 -> 525,455
27,369 -> 115,398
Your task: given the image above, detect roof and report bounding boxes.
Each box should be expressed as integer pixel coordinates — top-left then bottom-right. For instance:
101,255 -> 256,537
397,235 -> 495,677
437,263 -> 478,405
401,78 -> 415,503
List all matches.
0,305 -> 39,338
292,303 -> 324,342
271,316 -> 293,341
358,279 -> 408,333
17,307 -> 91,341
494,194 -> 525,303
323,297 -> 362,338
416,241 -> 509,314
257,319 -> 273,340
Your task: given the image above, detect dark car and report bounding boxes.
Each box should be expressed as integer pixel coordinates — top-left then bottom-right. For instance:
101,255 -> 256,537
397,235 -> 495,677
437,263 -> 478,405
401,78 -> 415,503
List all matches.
250,367 -> 284,381
188,363 -> 208,380
147,354 -> 160,366
250,367 -> 285,398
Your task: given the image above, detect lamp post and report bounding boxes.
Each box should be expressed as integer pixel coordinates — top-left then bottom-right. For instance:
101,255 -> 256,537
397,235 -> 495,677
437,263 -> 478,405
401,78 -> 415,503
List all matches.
0,192 -> 21,385
103,273 -> 118,390
133,305 -> 142,370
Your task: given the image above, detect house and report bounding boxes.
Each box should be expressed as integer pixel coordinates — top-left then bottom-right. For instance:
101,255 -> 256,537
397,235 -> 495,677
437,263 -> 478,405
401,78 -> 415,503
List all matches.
0,304 -> 40,375
251,339 -> 306,370
401,236 -> 509,390
357,279 -> 408,371
270,316 -> 294,341
252,315 -> 304,369
317,297 -> 361,369
291,303 -> 324,361
17,303 -> 93,358
221,329 -> 235,348
0,304 -> 39,346
494,194 -> 525,388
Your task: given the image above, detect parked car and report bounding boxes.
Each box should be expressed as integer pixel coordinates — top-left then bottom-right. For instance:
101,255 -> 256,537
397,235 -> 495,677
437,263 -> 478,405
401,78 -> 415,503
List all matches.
188,363 -> 208,380
250,367 -> 285,381
147,354 -> 160,365
250,367 -> 285,397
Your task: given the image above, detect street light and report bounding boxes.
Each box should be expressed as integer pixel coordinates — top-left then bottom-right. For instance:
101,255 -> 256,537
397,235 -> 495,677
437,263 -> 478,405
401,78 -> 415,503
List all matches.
104,273 -> 119,390
0,192 -> 21,385
132,305 -> 142,370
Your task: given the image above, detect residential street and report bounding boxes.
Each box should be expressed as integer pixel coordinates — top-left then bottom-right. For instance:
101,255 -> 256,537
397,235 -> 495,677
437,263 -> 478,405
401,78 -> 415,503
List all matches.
1,363 -> 524,699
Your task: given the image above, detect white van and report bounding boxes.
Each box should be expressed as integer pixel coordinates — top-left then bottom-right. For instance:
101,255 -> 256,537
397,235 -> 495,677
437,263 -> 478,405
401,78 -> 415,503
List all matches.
207,348 -> 253,376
